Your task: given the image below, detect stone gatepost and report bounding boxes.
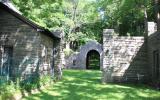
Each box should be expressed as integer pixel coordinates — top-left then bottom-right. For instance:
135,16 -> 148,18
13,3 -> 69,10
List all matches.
102,29 -> 114,83
148,22 -> 157,36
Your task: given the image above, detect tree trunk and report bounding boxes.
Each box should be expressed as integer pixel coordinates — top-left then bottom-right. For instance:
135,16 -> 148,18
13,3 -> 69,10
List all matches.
66,0 -> 79,50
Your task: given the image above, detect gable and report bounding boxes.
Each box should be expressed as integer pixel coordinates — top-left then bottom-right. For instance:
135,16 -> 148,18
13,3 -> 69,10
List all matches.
0,2 -> 60,39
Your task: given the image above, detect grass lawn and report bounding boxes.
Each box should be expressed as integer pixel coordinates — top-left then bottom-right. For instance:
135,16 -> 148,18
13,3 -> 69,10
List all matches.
23,70 -> 160,100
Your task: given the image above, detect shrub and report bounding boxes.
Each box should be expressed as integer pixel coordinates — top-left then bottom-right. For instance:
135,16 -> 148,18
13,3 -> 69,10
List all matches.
40,75 -> 52,86
20,75 -> 40,92
0,81 -> 17,100
0,75 -> 54,99
64,48 -> 74,57
20,74 -> 53,92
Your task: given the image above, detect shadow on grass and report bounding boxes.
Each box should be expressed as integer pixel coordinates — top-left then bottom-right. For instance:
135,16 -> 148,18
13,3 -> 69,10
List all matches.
23,70 -> 160,100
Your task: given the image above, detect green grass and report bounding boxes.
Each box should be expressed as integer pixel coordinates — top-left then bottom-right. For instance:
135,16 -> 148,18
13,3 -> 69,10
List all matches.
23,70 -> 160,100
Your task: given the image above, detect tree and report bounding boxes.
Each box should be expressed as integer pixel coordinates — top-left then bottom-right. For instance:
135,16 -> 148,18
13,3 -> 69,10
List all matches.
97,0 -> 153,36
12,0 -> 154,48
13,0 -> 101,49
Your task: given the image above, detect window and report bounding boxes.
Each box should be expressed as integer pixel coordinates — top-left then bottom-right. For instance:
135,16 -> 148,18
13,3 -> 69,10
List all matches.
153,50 -> 160,79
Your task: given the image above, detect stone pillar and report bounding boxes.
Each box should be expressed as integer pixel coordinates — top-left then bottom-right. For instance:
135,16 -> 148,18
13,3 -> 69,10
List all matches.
148,22 -> 157,36
154,0 -> 160,31
102,29 -> 114,83
60,31 -> 65,68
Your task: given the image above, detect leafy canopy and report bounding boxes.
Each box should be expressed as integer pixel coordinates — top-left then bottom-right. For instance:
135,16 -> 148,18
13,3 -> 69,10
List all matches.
12,0 -> 154,44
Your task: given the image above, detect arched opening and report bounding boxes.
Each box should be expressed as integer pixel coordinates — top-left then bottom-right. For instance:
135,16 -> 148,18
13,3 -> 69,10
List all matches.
86,50 -> 100,70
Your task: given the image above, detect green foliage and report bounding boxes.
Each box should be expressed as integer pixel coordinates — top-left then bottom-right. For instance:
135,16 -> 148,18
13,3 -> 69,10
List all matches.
0,75 -> 53,99
97,0 -> 153,36
12,0 -> 154,44
39,75 -> 52,86
0,75 -> 53,100
64,48 -> 74,57
20,75 -> 53,92
12,0 -> 102,43
20,76 -> 40,92
12,0 -> 64,29
0,81 -> 18,100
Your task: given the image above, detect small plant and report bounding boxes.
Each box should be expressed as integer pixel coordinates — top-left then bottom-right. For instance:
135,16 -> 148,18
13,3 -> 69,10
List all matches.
0,81 -> 17,100
20,75 -> 40,92
64,48 -> 74,57
0,74 -> 54,99
20,74 -> 53,92
40,75 -> 52,86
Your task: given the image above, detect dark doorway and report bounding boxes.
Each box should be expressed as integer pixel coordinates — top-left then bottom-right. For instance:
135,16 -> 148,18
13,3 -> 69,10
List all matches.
86,50 -> 100,70
0,46 -> 13,80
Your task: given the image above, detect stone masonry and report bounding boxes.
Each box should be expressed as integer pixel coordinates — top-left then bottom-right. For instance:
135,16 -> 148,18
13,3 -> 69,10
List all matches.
65,41 -> 103,69
0,2 -> 61,81
102,29 -> 148,83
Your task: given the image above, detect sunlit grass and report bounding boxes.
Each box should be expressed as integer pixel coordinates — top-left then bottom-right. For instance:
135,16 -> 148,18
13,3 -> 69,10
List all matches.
23,70 -> 160,100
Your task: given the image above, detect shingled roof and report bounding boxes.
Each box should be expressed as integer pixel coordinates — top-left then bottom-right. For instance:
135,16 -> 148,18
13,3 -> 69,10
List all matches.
0,2 -> 61,39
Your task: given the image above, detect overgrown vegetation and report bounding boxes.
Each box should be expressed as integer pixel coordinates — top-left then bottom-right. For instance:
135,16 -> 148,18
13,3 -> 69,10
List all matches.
0,81 -> 19,100
0,75 -> 54,100
23,70 -> 160,100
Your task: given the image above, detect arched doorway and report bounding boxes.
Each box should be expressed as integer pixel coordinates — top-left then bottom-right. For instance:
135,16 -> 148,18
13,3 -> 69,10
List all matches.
86,50 -> 100,70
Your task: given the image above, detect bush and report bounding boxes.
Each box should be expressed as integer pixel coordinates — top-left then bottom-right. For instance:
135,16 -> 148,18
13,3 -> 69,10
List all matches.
20,75 -> 40,92
64,48 -> 74,57
0,81 -> 17,100
40,75 -> 52,86
0,75 -> 54,99
20,75 -> 53,92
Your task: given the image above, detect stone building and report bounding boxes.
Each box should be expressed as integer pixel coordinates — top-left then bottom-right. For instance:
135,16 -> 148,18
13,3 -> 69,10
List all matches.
0,1 -> 62,82
148,30 -> 160,84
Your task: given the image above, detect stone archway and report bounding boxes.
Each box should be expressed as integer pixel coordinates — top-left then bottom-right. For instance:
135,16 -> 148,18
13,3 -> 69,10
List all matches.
86,50 -> 100,70
65,41 -> 103,69
76,41 -> 103,69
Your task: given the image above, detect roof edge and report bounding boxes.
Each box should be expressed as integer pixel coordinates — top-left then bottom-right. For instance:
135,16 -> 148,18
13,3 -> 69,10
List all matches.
0,2 -> 60,39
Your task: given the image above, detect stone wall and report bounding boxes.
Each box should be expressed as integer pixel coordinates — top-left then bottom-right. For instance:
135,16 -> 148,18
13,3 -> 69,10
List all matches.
148,31 -> 160,82
65,41 -> 103,69
0,8 -> 60,81
102,29 -> 149,83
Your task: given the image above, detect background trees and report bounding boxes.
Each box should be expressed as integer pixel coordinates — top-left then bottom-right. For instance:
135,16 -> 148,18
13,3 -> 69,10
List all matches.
98,0 -> 154,36
12,0 -> 154,47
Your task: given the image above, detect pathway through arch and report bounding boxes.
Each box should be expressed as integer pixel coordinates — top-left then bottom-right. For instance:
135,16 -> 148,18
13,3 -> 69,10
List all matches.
86,50 -> 100,70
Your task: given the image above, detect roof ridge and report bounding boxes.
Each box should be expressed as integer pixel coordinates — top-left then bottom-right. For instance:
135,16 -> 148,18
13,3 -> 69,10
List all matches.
0,2 -> 60,39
